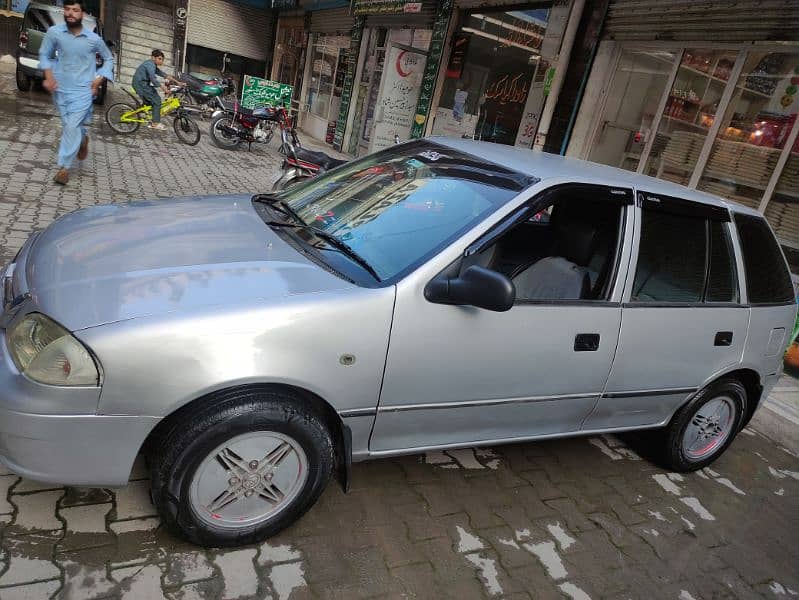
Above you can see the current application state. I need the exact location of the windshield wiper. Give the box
[257,204,381,282]
[307,227,381,282]
[252,194,305,225]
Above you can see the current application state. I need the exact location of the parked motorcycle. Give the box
[209,100,292,150]
[176,73,235,119]
[272,128,349,191]
[272,134,401,191]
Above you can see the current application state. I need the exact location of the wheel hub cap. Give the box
[189,431,308,530]
[682,396,735,460]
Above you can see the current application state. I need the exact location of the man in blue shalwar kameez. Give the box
[39,1,114,185]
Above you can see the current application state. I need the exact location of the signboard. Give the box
[372,46,427,151]
[409,0,452,138]
[445,33,469,79]
[353,0,423,15]
[240,76,293,109]
[332,16,365,151]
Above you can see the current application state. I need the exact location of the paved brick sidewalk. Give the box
[0,70,798,599]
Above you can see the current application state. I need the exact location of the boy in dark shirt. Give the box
[132,49,182,130]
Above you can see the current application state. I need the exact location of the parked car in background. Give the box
[15,2,109,104]
[0,139,795,547]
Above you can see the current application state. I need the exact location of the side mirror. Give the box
[424,266,515,312]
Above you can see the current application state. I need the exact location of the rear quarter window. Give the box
[734,213,794,304]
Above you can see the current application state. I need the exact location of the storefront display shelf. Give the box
[661,115,709,130]
[702,173,799,201]
[648,52,772,99]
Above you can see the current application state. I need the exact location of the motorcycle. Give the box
[176,72,235,119]
[209,100,293,150]
[272,134,401,191]
[272,128,350,191]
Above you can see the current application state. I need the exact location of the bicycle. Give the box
[104,86,201,146]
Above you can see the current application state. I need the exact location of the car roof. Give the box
[27,2,98,20]
[431,137,762,218]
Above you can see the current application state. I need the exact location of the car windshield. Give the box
[274,140,535,282]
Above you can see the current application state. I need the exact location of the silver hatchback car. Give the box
[1,139,795,547]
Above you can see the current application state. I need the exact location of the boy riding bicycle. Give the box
[132,49,183,130]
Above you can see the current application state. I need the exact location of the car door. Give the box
[369,184,635,454]
[585,191,750,430]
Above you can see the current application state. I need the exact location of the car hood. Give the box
[24,194,354,331]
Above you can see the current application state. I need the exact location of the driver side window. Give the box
[460,187,628,303]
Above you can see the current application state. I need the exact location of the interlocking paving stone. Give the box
[9,491,64,532]
[60,504,111,534]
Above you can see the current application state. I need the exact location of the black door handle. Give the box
[575,333,600,352]
[715,331,733,346]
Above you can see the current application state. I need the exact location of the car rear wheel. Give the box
[660,378,746,471]
[149,389,334,547]
[15,65,32,92]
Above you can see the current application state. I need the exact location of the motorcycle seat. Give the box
[293,148,347,170]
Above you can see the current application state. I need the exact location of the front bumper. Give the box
[17,55,43,79]
[0,324,158,488]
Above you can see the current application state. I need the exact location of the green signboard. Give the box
[409,0,452,139]
[332,16,365,152]
[241,75,293,109]
[542,67,556,97]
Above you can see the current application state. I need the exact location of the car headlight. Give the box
[6,313,99,386]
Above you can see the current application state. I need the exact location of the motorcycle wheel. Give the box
[105,102,141,134]
[174,114,201,146]
[210,115,242,150]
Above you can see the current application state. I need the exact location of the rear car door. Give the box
[586,191,749,429]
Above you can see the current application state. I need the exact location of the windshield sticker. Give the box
[419,151,444,161]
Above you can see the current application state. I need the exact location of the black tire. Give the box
[210,114,242,150]
[173,114,201,146]
[660,378,746,472]
[15,64,32,92]
[149,389,334,547]
[105,102,141,134]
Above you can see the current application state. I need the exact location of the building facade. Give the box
[564,0,799,279]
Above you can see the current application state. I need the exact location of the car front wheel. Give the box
[149,389,334,547]
[16,65,32,92]
[661,378,746,471]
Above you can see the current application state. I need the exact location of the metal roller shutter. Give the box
[187,0,274,60]
[364,3,437,28]
[454,0,539,9]
[603,0,799,42]
[309,7,354,34]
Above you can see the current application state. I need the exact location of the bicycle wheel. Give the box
[173,113,201,146]
[105,102,142,134]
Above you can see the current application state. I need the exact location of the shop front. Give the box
[185,0,274,90]
[270,14,307,97]
[297,6,353,142]
[338,0,439,156]
[429,0,573,149]
[567,0,799,276]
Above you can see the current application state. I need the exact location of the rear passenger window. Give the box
[632,211,706,302]
[706,221,738,303]
[632,200,739,304]
[734,214,794,304]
